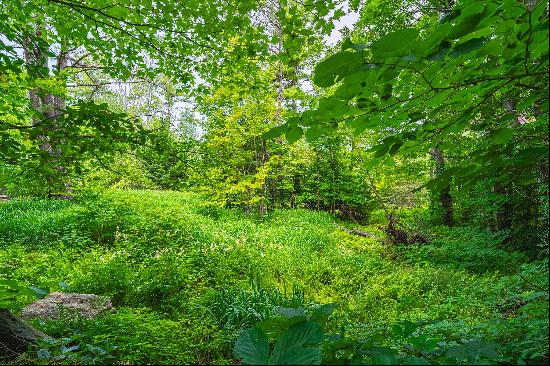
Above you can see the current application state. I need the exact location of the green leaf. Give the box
[234,327,270,365]
[263,125,285,140]
[447,9,484,40]
[371,28,419,57]
[450,37,488,58]
[408,112,424,122]
[285,126,304,144]
[516,147,549,164]
[414,23,452,56]
[110,6,130,18]
[270,345,322,365]
[310,303,337,323]
[313,51,363,87]
[28,286,49,298]
[257,316,308,334]
[275,307,306,319]
[476,38,505,57]
[458,2,485,19]
[356,98,376,110]
[490,128,513,144]
[304,125,322,141]
[427,40,452,60]
[445,340,499,362]
[275,321,324,348]
[372,349,397,365]
[341,38,370,52]
[401,320,418,337]
[270,321,324,364]
[379,67,399,81]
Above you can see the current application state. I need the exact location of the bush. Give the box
[37,307,230,365]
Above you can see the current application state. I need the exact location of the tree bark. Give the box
[430,147,453,225]
[494,97,522,232]
[0,309,47,358]
[22,28,72,198]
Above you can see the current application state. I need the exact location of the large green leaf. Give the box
[370,28,419,57]
[270,345,322,365]
[427,40,452,60]
[270,321,324,364]
[274,321,324,349]
[313,51,363,87]
[304,125,323,141]
[28,286,49,299]
[413,23,452,56]
[370,347,398,365]
[285,126,304,144]
[458,1,485,19]
[449,37,488,58]
[263,125,285,140]
[234,327,270,365]
[490,127,513,144]
[310,303,337,323]
[445,340,499,363]
[446,8,484,40]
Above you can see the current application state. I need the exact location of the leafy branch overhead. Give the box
[267,0,548,187]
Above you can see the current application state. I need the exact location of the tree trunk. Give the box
[0,309,47,358]
[493,97,522,232]
[22,27,72,198]
[430,147,453,225]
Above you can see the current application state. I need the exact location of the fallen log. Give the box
[335,223,388,243]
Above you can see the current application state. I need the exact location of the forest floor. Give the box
[1,190,548,365]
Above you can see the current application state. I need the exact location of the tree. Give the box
[268,0,548,244]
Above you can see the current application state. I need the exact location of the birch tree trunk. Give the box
[22,25,72,198]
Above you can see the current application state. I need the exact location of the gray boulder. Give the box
[20,292,114,320]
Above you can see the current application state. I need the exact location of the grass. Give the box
[1,189,548,364]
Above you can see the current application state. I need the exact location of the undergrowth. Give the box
[1,190,547,364]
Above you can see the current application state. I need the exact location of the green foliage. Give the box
[1,191,547,364]
[237,306,505,365]
[34,336,117,365]
[234,305,333,365]
[1,0,548,363]
[205,282,306,331]
[322,320,502,365]
[261,0,549,252]
[37,307,229,365]
[0,279,48,310]
[398,226,527,273]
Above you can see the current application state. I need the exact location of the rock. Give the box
[0,308,48,358]
[20,292,114,320]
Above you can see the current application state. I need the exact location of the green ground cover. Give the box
[1,190,548,364]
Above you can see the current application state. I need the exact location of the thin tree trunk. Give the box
[493,97,523,232]
[430,147,453,225]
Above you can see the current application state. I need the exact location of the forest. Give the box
[0,0,548,364]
